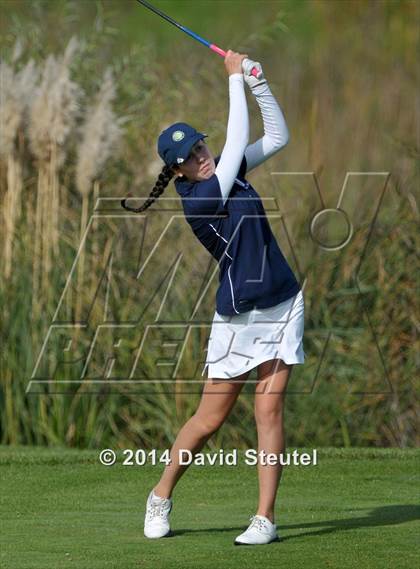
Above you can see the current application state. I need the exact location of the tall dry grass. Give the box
[75,67,123,322]
[28,36,81,307]
[0,54,38,279]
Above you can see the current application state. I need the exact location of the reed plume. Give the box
[75,67,122,322]
[28,36,81,302]
[0,58,38,279]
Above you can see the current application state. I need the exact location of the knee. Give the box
[254,406,284,430]
[192,412,225,436]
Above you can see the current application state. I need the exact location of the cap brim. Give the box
[175,133,208,165]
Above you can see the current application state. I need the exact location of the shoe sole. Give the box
[144,530,173,539]
[234,536,281,546]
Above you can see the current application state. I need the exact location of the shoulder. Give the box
[174,172,220,197]
[175,173,225,216]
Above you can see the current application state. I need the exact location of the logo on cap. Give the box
[172,130,185,142]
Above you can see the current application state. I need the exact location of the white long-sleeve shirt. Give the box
[214,74,249,205]
[215,73,289,206]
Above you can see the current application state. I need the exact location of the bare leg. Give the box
[254,359,292,523]
[154,372,249,499]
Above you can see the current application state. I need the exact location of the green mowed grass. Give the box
[0,447,419,569]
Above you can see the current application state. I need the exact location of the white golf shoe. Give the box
[234,514,280,545]
[144,489,173,538]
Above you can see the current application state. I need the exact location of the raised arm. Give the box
[215,50,249,206]
[242,59,289,174]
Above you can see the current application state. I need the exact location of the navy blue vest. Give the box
[174,155,300,316]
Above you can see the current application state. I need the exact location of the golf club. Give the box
[137,0,261,77]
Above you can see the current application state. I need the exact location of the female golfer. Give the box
[141,50,305,545]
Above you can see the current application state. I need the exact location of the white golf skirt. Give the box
[201,289,305,379]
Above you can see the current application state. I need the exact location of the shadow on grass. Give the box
[169,505,419,540]
[280,505,420,541]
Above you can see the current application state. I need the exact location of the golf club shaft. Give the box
[137,0,260,77]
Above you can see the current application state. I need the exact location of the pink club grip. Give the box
[210,44,261,78]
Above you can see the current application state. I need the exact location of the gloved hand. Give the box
[242,58,266,89]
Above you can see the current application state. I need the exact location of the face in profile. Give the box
[174,140,216,182]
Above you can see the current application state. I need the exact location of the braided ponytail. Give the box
[121,164,175,213]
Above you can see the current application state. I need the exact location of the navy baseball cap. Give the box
[157,122,207,167]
